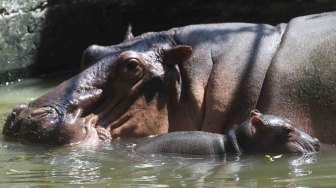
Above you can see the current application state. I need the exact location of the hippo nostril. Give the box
[13,103,28,114]
[31,108,48,117]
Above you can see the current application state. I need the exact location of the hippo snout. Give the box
[300,135,320,153]
[8,103,28,121]
[12,103,28,115]
[312,138,320,152]
[299,131,321,153]
[3,103,28,138]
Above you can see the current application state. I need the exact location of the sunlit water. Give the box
[0,75,336,187]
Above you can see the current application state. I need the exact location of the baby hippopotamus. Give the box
[135,110,321,155]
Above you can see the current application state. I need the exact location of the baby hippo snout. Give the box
[299,131,321,153]
[312,138,321,152]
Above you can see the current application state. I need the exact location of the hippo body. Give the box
[136,131,229,155]
[3,12,336,145]
[136,110,320,155]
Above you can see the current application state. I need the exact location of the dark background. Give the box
[33,0,336,77]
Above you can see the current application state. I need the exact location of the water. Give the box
[0,75,336,187]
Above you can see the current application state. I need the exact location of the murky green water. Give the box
[0,75,336,187]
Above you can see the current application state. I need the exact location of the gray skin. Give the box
[136,110,320,155]
[2,12,336,146]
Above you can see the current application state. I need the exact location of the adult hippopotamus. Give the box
[136,110,320,155]
[3,11,336,145]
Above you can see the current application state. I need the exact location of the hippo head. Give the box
[3,28,192,145]
[235,110,320,153]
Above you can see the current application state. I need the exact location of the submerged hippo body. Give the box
[136,110,320,155]
[3,12,336,145]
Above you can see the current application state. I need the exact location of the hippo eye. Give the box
[284,126,293,136]
[123,59,140,72]
[121,59,143,81]
[126,59,139,71]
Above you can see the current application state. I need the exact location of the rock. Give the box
[0,0,47,82]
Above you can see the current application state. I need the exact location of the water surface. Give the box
[0,76,335,187]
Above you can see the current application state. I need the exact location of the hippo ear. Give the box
[250,109,262,117]
[163,45,192,65]
[123,24,134,42]
[251,116,269,131]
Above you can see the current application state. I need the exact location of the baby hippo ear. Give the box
[250,109,262,117]
[163,45,192,65]
[251,116,269,131]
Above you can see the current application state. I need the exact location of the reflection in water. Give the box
[290,153,318,166]
[42,150,103,184]
[0,77,335,187]
[289,153,318,179]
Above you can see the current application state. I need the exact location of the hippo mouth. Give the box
[2,75,156,145]
[296,137,321,153]
[276,133,321,154]
[3,103,101,146]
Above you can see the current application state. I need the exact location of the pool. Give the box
[0,75,335,187]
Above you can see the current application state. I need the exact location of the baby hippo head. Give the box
[235,109,321,153]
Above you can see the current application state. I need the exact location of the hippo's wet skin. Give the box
[3,11,336,146]
[136,110,320,155]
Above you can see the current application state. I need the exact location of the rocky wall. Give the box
[0,0,47,83]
